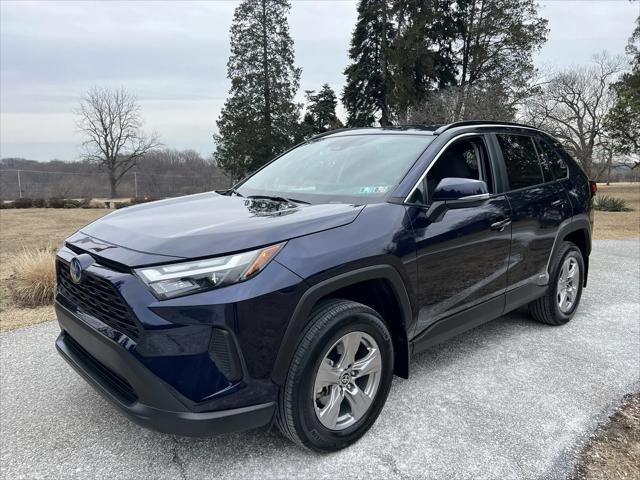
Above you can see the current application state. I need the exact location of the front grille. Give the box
[57,260,140,341]
[64,333,138,405]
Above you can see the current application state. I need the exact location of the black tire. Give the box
[275,299,394,452]
[529,241,584,325]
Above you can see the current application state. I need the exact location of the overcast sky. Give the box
[1,0,638,161]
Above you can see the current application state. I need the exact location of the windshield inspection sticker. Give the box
[359,185,390,194]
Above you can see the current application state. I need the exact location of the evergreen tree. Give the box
[627,15,640,69]
[342,0,546,125]
[453,0,548,120]
[214,0,301,180]
[390,0,459,121]
[606,16,640,159]
[342,0,395,127]
[300,84,343,137]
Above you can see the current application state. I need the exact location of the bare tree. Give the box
[76,87,160,197]
[407,84,518,124]
[520,53,625,179]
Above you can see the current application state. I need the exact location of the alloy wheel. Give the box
[313,331,382,431]
[557,256,579,313]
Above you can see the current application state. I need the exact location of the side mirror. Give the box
[426,178,490,223]
[431,177,489,202]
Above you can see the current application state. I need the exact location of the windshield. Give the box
[237,134,434,204]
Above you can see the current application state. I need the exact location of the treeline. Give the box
[0,149,229,200]
[214,0,548,180]
[214,0,639,182]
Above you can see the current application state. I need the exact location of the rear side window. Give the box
[497,134,543,190]
[536,138,568,180]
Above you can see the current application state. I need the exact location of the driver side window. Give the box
[408,137,493,205]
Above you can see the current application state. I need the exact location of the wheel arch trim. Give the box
[546,215,592,286]
[271,265,413,385]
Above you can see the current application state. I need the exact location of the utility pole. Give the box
[134,171,138,198]
[17,170,22,198]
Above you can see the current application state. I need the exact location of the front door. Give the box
[406,135,512,335]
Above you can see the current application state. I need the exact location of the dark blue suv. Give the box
[55,121,595,451]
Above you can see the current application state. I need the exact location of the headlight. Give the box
[135,243,285,299]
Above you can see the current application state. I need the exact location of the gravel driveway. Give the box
[1,239,639,480]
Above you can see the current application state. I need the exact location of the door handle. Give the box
[490,218,512,232]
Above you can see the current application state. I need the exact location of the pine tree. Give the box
[342,0,395,127]
[453,0,548,120]
[300,84,343,137]
[390,0,459,121]
[606,16,640,159]
[343,0,548,125]
[214,0,301,180]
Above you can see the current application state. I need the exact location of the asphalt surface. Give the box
[1,239,639,480]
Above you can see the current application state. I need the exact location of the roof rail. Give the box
[308,128,353,141]
[433,120,536,135]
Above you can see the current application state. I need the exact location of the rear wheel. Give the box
[275,299,394,452]
[529,241,584,325]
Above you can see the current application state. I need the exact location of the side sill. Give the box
[410,295,505,356]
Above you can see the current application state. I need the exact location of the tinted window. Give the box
[497,134,543,189]
[536,138,568,180]
[537,144,554,182]
[425,138,492,203]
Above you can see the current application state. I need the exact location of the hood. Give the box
[75,192,364,262]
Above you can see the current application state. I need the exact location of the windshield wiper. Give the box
[246,195,310,205]
[226,188,244,197]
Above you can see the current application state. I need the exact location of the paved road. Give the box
[1,240,639,480]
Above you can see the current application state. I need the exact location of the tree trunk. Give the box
[109,173,118,198]
[454,1,476,121]
[261,0,272,160]
[379,0,391,127]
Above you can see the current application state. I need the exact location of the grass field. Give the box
[0,209,108,331]
[594,183,640,239]
[0,183,638,332]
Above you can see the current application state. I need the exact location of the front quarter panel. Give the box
[275,203,417,308]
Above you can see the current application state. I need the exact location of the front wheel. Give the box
[529,241,585,325]
[275,299,394,452]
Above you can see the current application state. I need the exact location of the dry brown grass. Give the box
[593,183,640,240]
[0,208,109,331]
[7,248,57,307]
[88,199,110,209]
[572,392,640,480]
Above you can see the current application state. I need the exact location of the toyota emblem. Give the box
[69,257,83,284]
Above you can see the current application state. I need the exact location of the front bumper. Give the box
[55,303,275,436]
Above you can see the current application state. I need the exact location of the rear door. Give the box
[490,132,572,308]
[406,134,512,335]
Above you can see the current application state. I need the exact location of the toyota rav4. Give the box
[55,121,595,451]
